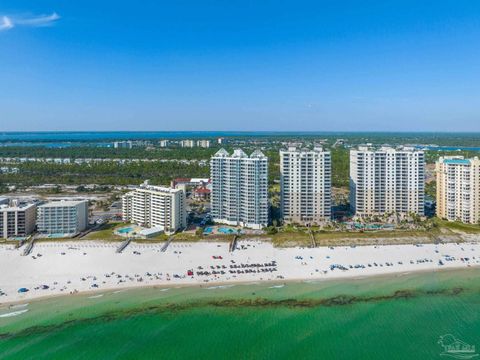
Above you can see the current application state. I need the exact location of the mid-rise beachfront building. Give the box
[210,149,269,229]
[350,145,425,216]
[158,140,169,148]
[180,140,195,148]
[0,200,36,239]
[280,145,332,225]
[436,156,480,224]
[122,181,186,233]
[196,140,211,148]
[37,200,89,235]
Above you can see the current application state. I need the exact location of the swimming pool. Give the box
[117,227,134,234]
[203,227,214,234]
[218,227,237,234]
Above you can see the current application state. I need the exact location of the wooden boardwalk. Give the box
[229,234,239,252]
[22,237,36,256]
[308,229,316,248]
[116,238,132,253]
[161,236,174,252]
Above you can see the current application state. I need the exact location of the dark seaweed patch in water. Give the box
[0,286,466,341]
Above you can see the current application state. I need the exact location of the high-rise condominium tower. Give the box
[350,145,425,216]
[436,156,480,224]
[280,145,331,225]
[210,149,268,229]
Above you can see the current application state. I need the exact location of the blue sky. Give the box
[1,1,480,131]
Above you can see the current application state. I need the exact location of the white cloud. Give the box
[0,12,60,32]
[0,16,14,31]
[16,12,60,27]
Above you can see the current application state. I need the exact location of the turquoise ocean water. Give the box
[1,269,479,360]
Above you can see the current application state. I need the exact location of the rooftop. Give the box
[213,148,267,159]
[194,187,211,194]
[443,159,471,165]
[282,144,328,153]
[0,202,36,211]
[440,156,479,165]
[135,183,182,194]
[39,200,88,208]
[173,178,210,184]
[355,145,422,153]
[138,226,164,236]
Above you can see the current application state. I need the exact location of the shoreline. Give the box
[2,265,480,308]
[1,239,480,307]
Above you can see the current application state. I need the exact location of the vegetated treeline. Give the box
[1,145,477,190]
[425,182,436,199]
[2,131,480,160]
[0,162,209,187]
[331,149,349,187]
[0,146,219,160]
[189,132,480,146]
[0,147,351,189]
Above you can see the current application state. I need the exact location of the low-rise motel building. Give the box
[122,181,187,234]
[436,156,480,224]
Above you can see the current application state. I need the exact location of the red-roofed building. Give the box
[193,186,211,201]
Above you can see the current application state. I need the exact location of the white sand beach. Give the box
[1,239,480,304]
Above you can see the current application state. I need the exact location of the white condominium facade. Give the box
[210,149,268,229]
[196,140,211,148]
[180,140,195,148]
[0,201,36,239]
[280,145,331,224]
[436,156,480,224]
[122,182,186,233]
[37,200,89,235]
[113,141,133,149]
[350,146,425,216]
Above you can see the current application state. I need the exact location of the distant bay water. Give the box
[0,131,480,151]
[0,131,272,142]
[1,269,479,360]
[417,145,480,151]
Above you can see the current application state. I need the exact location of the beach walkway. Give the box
[22,237,36,256]
[229,234,239,252]
[161,236,174,252]
[116,238,132,253]
[309,229,316,248]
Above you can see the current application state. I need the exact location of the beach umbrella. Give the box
[17,288,29,293]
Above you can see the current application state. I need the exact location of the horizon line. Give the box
[2,130,480,134]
